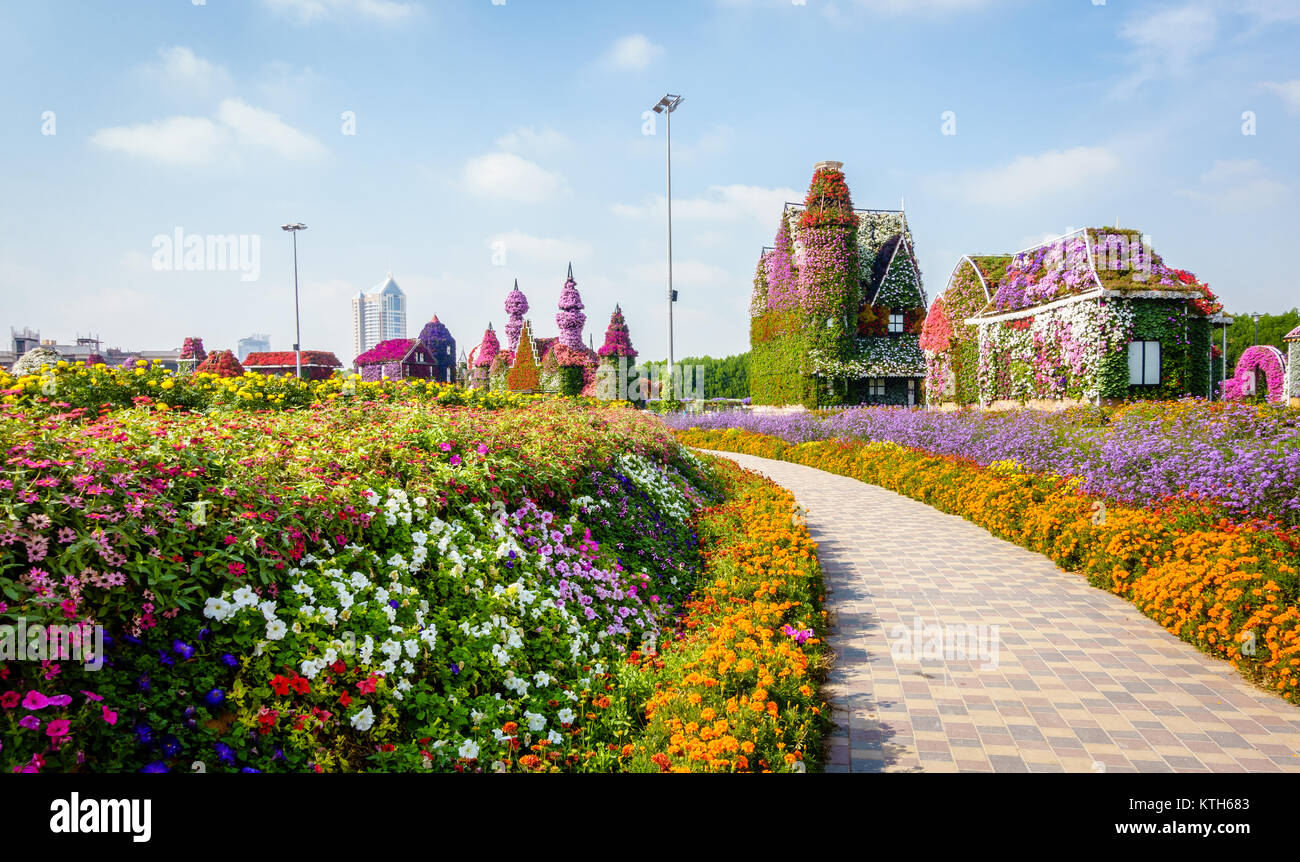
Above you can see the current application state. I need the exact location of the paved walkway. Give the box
[701,450,1300,773]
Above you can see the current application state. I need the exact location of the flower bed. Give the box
[611,457,827,772]
[675,428,1300,705]
[667,400,1300,525]
[0,394,830,773]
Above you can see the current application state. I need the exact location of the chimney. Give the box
[813,160,843,172]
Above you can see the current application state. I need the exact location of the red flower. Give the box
[338,691,352,707]
[356,676,378,695]
[270,675,292,696]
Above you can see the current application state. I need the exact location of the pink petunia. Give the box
[21,690,50,710]
[101,705,117,725]
[80,690,104,702]
[46,694,73,707]
[449,455,461,466]
[46,719,70,739]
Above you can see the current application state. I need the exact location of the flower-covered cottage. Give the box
[1288,325,1300,407]
[469,266,628,397]
[922,228,1231,408]
[352,315,457,382]
[243,350,343,381]
[750,161,927,408]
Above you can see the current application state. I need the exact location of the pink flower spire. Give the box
[474,323,499,368]
[504,279,529,352]
[597,304,637,359]
[556,263,586,349]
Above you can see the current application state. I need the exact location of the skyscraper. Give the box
[351,272,407,360]
[236,333,271,362]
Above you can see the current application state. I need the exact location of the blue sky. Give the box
[1,0,1297,363]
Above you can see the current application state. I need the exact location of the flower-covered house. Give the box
[1287,325,1300,407]
[750,161,927,408]
[922,228,1230,407]
[353,315,457,382]
[243,350,342,381]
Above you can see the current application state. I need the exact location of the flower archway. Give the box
[1222,345,1287,403]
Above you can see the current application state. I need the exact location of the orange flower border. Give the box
[618,457,830,772]
[676,428,1300,707]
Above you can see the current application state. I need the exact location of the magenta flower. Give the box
[46,719,70,739]
[449,455,462,466]
[18,715,41,731]
[101,705,118,725]
[21,690,51,710]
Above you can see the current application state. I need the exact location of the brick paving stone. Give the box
[699,450,1300,774]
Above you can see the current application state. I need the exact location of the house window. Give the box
[867,378,886,399]
[1128,340,1161,385]
[888,313,905,334]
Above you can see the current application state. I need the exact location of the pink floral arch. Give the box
[1222,345,1287,403]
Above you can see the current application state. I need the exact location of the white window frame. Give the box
[1128,340,1161,386]
[867,378,887,399]
[888,313,905,334]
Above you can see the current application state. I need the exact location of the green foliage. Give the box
[1224,308,1299,369]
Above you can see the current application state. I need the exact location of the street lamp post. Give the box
[281,223,307,379]
[651,93,683,382]
[1252,312,1261,346]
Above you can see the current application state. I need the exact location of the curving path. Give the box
[700,450,1300,773]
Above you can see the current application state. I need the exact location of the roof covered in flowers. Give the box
[244,350,342,368]
[355,338,429,366]
[1285,325,1300,343]
[953,227,1222,319]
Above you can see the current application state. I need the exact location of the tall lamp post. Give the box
[1252,312,1261,346]
[281,223,307,379]
[650,93,683,380]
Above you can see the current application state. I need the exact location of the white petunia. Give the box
[458,739,479,760]
[350,706,375,731]
[265,619,288,641]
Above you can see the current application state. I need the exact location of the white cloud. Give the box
[945,146,1121,206]
[90,98,325,166]
[606,34,663,70]
[462,153,567,203]
[90,116,230,166]
[493,127,572,158]
[144,46,233,95]
[216,99,327,159]
[1180,159,1289,211]
[263,0,418,24]
[1114,3,1218,94]
[485,231,592,270]
[1260,80,1300,113]
[613,184,800,226]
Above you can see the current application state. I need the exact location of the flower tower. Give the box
[195,349,245,377]
[596,304,638,401]
[507,320,541,392]
[178,336,207,374]
[504,280,529,353]
[470,323,499,389]
[556,263,586,349]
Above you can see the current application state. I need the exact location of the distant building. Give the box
[0,327,181,371]
[351,272,407,359]
[237,333,271,362]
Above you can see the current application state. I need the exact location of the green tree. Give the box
[1224,308,1299,369]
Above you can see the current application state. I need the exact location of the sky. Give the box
[1,0,1297,364]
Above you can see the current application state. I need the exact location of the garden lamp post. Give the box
[650,93,683,379]
[1252,312,1261,347]
[281,223,307,379]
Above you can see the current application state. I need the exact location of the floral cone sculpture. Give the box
[556,263,586,349]
[507,320,541,392]
[474,323,499,368]
[597,304,637,359]
[504,280,529,353]
[195,349,245,377]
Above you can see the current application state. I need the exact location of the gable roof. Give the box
[1285,325,1300,343]
[951,227,1221,321]
[355,338,433,366]
[862,232,926,308]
